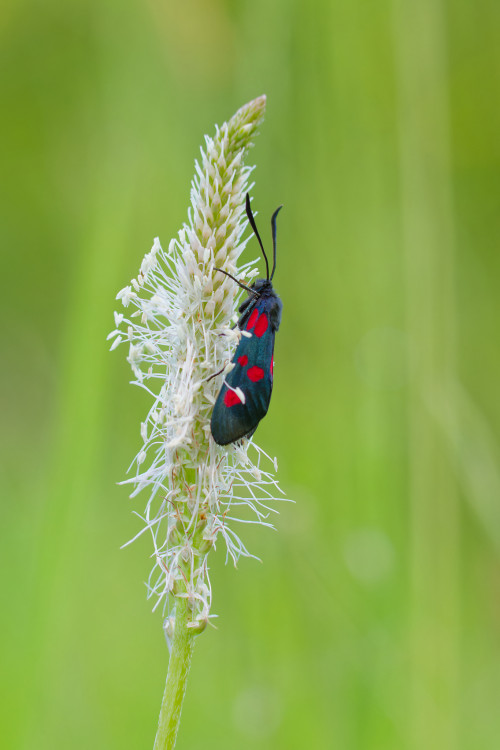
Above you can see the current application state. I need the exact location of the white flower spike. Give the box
[111,96,285,635]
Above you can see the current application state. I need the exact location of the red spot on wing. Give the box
[246,308,259,330]
[254,313,268,337]
[247,366,264,382]
[270,356,274,376]
[238,355,248,367]
[224,390,243,407]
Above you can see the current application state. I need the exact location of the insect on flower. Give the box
[211,193,283,445]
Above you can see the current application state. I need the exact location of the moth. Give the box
[210,194,283,445]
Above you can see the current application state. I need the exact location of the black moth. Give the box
[210,193,283,446]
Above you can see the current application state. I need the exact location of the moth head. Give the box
[249,278,271,295]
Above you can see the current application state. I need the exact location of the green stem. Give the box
[394,0,459,746]
[153,599,196,750]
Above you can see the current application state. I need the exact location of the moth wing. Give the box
[210,299,276,445]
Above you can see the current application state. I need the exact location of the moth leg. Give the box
[206,365,227,383]
[206,360,235,383]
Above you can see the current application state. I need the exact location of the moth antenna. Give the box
[214,267,259,296]
[270,204,283,281]
[245,193,270,280]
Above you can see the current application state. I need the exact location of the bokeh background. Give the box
[2,0,500,748]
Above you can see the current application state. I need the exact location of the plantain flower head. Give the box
[108,96,285,634]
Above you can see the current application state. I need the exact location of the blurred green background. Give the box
[1,0,500,748]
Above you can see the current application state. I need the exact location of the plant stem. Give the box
[153,599,196,750]
[394,0,460,746]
